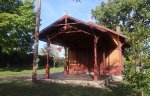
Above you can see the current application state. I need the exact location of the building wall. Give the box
[108,48,123,76]
[106,34,123,76]
[67,34,123,76]
[68,47,93,75]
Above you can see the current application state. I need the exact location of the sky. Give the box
[38,0,104,56]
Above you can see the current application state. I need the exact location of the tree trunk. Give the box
[32,0,41,84]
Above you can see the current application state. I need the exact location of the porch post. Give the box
[64,47,69,75]
[102,47,106,76]
[67,47,69,75]
[46,37,50,79]
[93,35,99,80]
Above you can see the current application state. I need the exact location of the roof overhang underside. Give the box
[39,15,127,48]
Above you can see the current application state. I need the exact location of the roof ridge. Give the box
[40,15,127,39]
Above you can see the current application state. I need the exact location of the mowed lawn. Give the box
[0,78,147,96]
[0,67,147,96]
[0,79,116,96]
[0,66,114,96]
[0,66,64,76]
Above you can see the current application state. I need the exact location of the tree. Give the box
[32,0,41,83]
[40,44,63,67]
[0,0,35,54]
[92,0,150,95]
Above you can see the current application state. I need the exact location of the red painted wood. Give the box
[67,46,93,75]
[46,63,49,78]
[64,47,69,75]
[40,16,127,81]
[64,55,67,75]
[69,65,86,74]
[46,38,50,79]
[102,48,106,76]
[64,66,67,76]
[67,48,69,75]
[93,35,99,80]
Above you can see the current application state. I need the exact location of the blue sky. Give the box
[40,0,101,30]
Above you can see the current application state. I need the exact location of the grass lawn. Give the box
[0,67,149,96]
[0,79,115,96]
[0,66,64,76]
[0,66,128,96]
[0,79,149,96]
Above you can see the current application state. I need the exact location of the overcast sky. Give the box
[37,0,106,56]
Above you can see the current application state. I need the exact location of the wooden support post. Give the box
[46,38,50,79]
[102,47,106,76]
[93,35,99,81]
[67,48,69,75]
[64,47,69,75]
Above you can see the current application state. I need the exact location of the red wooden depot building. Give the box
[39,15,127,81]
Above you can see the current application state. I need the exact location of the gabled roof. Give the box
[39,15,127,41]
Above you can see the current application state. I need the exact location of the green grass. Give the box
[1,78,149,96]
[0,67,64,76]
[0,67,149,96]
[0,79,114,96]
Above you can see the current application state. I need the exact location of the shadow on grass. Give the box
[105,81,136,96]
[0,80,114,96]
[107,82,150,96]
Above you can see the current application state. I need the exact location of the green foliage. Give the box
[124,61,150,95]
[0,0,35,54]
[55,58,65,67]
[92,0,150,95]
[92,0,150,30]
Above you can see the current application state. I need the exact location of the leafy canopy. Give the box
[0,0,35,54]
[92,0,150,95]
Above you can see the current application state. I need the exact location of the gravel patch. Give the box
[44,79,106,88]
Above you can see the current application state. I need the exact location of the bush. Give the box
[0,53,54,68]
